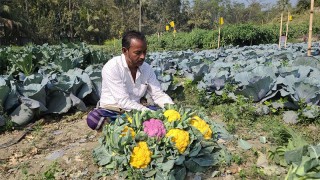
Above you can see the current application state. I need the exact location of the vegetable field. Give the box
[0,42,320,179]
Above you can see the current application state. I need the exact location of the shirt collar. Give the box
[121,53,143,72]
[121,54,129,69]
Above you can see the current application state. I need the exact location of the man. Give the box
[87,30,174,130]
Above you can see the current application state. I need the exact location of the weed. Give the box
[0,115,14,133]
[263,97,288,114]
[226,122,236,134]
[211,95,257,125]
[19,162,30,179]
[271,128,292,145]
[280,59,289,67]
[42,161,61,180]
[239,169,246,179]
[65,111,86,122]
[297,101,320,123]
[232,154,243,165]
[33,122,43,135]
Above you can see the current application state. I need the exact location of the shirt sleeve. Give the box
[102,64,149,111]
[146,67,174,108]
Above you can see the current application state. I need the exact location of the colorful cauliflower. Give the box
[121,126,136,138]
[143,119,166,138]
[166,129,189,153]
[164,109,181,122]
[129,142,152,168]
[190,116,212,140]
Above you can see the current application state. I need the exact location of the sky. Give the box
[234,0,299,7]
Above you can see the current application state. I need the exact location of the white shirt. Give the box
[100,54,174,111]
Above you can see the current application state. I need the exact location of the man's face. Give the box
[122,38,147,69]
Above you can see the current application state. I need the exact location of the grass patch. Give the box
[42,161,61,180]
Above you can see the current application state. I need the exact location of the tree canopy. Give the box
[0,0,317,45]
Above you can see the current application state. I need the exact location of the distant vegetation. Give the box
[0,0,319,46]
[105,14,320,52]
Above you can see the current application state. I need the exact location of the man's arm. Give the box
[146,67,174,108]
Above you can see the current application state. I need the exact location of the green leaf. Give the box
[200,141,216,148]
[303,158,319,175]
[46,91,72,114]
[198,145,216,156]
[308,145,320,159]
[92,145,112,166]
[174,156,185,165]
[155,171,168,180]
[145,170,157,178]
[184,159,208,173]
[238,139,252,150]
[189,142,202,157]
[296,156,309,176]
[10,103,34,125]
[284,146,307,165]
[192,155,214,166]
[135,131,147,141]
[173,166,186,180]
[162,160,175,172]
[0,78,10,109]
[105,161,116,169]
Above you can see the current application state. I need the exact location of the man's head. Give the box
[122,30,147,69]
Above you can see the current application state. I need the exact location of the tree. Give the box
[296,0,320,13]
[188,0,223,29]
[0,2,23,44]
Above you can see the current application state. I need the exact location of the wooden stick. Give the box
[278,12,283,48]
[307,0,314,56]
[218,26,221,48]
[139,0,141,31]
[285,11,290,48]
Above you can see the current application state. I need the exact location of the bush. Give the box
[104,21,320,52]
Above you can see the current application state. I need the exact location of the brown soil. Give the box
[0,113,104,180]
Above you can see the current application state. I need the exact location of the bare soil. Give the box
[0,112,102,180]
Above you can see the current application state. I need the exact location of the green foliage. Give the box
[194,83,237,110]
[263,98,288,114]
[42,161,61,180]
[295,0,320,13]
[0,47,11,75]
[1,43,111,75]
[284,144,320,179]
[103,38,122,55]
[221,24,277,46]
[268,128,308,166]
[232,154,243,165]
[225,96,257,123]
[145,23,295,51]
[297,101,320,124]
[1,0,320,45]
[0,115,14,133]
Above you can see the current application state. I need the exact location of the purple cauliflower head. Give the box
[143,119,166,138]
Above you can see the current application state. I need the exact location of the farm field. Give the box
[0,104,318,179]
[0,42,320,179]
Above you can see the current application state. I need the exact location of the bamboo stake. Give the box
[285,11,290,48]
[307,0,314,57]
[218,26,221,48]
[278,12,284,48]
[139,0,141,31]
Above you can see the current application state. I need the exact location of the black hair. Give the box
[122,30,146,49]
